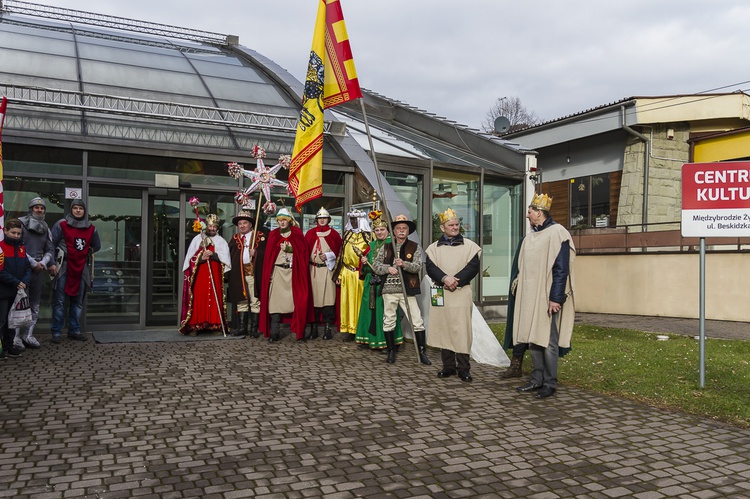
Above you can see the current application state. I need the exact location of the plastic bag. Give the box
[8,289,33,329]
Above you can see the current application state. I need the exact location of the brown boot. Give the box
[500,355,523,378]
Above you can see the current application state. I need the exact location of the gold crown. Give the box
[368,210,387,228]
[371,217,388,229]
[206,214,220,226]
[438,208,458,224]
[530,193,552,211]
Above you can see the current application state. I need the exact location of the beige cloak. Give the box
[512,224,576,349]
[425,239,482,354]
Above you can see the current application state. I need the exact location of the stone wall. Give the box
[618,123,690,229]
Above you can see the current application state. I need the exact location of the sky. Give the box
[30,0,750,131]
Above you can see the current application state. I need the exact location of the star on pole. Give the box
[228,145,292,214]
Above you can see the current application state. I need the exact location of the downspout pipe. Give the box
[621,105,649,231]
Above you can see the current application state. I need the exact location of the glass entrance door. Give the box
[87,186,143,327]
[147,195,182,326]
[86,187,236,329]
[147,191,235,327]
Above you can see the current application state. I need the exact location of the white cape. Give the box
[405,276,509,368]
[183,233,232,271]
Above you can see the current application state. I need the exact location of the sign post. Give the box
[681,161,750,388]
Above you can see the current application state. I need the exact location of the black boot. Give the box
[384,330,396,364]
[249,313,260,338]
[415,330,432,365]
[309,323,319,340]
[269,314,281,343]
[322,323,333,340]
[233,312,248,337]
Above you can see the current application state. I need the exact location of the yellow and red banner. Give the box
[289,0,362,211]
[0,96,7,242]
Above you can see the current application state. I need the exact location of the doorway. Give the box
[87,185,144,328]
[87,185,238,330]
[87,186,184,329]
[147,194,182,326]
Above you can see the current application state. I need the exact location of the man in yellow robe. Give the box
[332,209,371,340]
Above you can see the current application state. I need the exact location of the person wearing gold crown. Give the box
[372,213,430,365]
[354,210,402,351]
[511,193,576,399]
[226,208,267,338]
[332,208,372,340]
[179,213,232,335]
[304,207,342,340]
[425,208,482,382]
[258,207,313,343]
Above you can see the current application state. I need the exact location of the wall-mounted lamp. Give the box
[528,167,541,184]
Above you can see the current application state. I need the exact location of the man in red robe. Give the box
[259,208,313,343]
[179,214,232,336]
[304,207,341,339]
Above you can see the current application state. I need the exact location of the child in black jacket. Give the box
[0,219,32,358]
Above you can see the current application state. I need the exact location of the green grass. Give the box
[490,323,750,428]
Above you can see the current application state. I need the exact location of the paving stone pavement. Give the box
[2,331,750,499]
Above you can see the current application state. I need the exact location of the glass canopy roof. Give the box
[0,14,297,116]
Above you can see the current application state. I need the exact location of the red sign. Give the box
[682,162,750,210]
[682,162,750,237]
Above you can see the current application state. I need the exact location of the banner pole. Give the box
[358,98,421,364]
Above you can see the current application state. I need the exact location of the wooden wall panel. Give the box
[541,180,570,227]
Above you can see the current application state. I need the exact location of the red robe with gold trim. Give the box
[179,235,231,334]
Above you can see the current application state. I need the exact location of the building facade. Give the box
[505,94,750,234]
[0,2,534,330]
[503,94,750,321]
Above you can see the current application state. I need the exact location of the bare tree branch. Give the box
[481,96,541,134]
